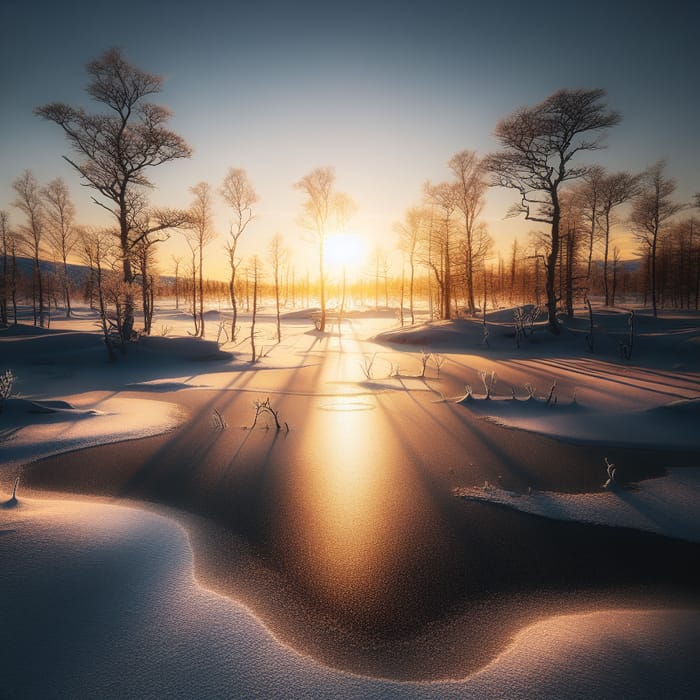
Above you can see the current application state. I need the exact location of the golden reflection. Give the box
[287,395,410,612]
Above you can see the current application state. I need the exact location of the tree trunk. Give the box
[318,237,326,331]
[120,204,136,342]
[546,202,561,333]
[250,264,258,361]
[274,266,281,342]
[198,240,205,337]
[409,256,415,325]
[602,210,612,306]
[651,232,658,317]
[565,229,574,317]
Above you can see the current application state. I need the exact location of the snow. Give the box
[1,394,186,468]
[457,467,700,543]
[1,303,699,697]
[457,395,700,449]
[2,495,698,699]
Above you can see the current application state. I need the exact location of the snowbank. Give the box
[0,394,186,468]
[1,496,698,699]
[458,396,700,450]
[456,467,700,543]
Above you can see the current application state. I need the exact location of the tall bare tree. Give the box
[485,88,621,333]
[269,233,287,342]
[0,210,17,326]
[597,170,640,306]
[294,167,353,331]
[80,226,122,360]
[12,171,46,326]
[36,48,192,340]
[185,182,217,337]
[423,180,458,319]
[448,150,490,314]
[574,165,604,285]
[171,255,183,311]
[249,255,261,362]
[220,168,258,340]
[558,191,584,316]
[42,178,77,317]
[131,235,159,335]
[394,206,428,325]
[629,161,684,317]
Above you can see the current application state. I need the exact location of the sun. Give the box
[324,233,366,274]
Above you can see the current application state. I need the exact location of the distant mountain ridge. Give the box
[6,257,176,286]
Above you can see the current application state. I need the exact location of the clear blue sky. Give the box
[1,0,697,273]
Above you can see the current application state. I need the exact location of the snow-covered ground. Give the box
[1,302,699,697]
[2,495,698,699]
[0,394,185,468]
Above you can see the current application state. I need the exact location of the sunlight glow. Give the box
[324,233,366,275]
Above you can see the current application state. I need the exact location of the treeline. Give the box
[2,49,699,352]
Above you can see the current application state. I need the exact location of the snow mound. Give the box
[132,335,233,362]
[0,394,186,467]
[456,468,700,543]
[374,319,486,347]
[458,396,700,450]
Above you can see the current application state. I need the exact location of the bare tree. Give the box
[131,235,159,335]
[293,167,354,331]
[394,206,428,325]
[371,247,391,309]
[249,255,261,361]
[629,161,685,317]
[269,233,287,342]
[220,168,258,340]
[36,48,192,340]
[574,165,604,285]
[183,230,199,336]
[558,191,584,316]
[80,226,121,361]
[125,190,186,334]
[42,178,77,317]
[171,255,182,310]
[449,150,490,314]
[0,210,18,326]
[12,170,46,326]
[598,170,641,306]
[485,88,621,333]
[185,182,217,337]
[423,180,458,319]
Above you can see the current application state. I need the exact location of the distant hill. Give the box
[10,257,90,286]
[591,258,642,273]
[7,257,178,286]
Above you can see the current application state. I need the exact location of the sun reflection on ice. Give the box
[285,395,409,614]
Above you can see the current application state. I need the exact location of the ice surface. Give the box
[2,496,698,699]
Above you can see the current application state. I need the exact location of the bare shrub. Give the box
[603,457,617,488]
[249,397,288,432]
[479,370,497,398]
[0,369,15,412]
[420,350,431,378]
[432,353,445,377]
[545,382,558,406]
[360,353,376,379]
[619,310,635,361]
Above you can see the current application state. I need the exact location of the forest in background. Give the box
[2,49,699,348]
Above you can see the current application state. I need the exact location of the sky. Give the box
[1,0,698,278]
